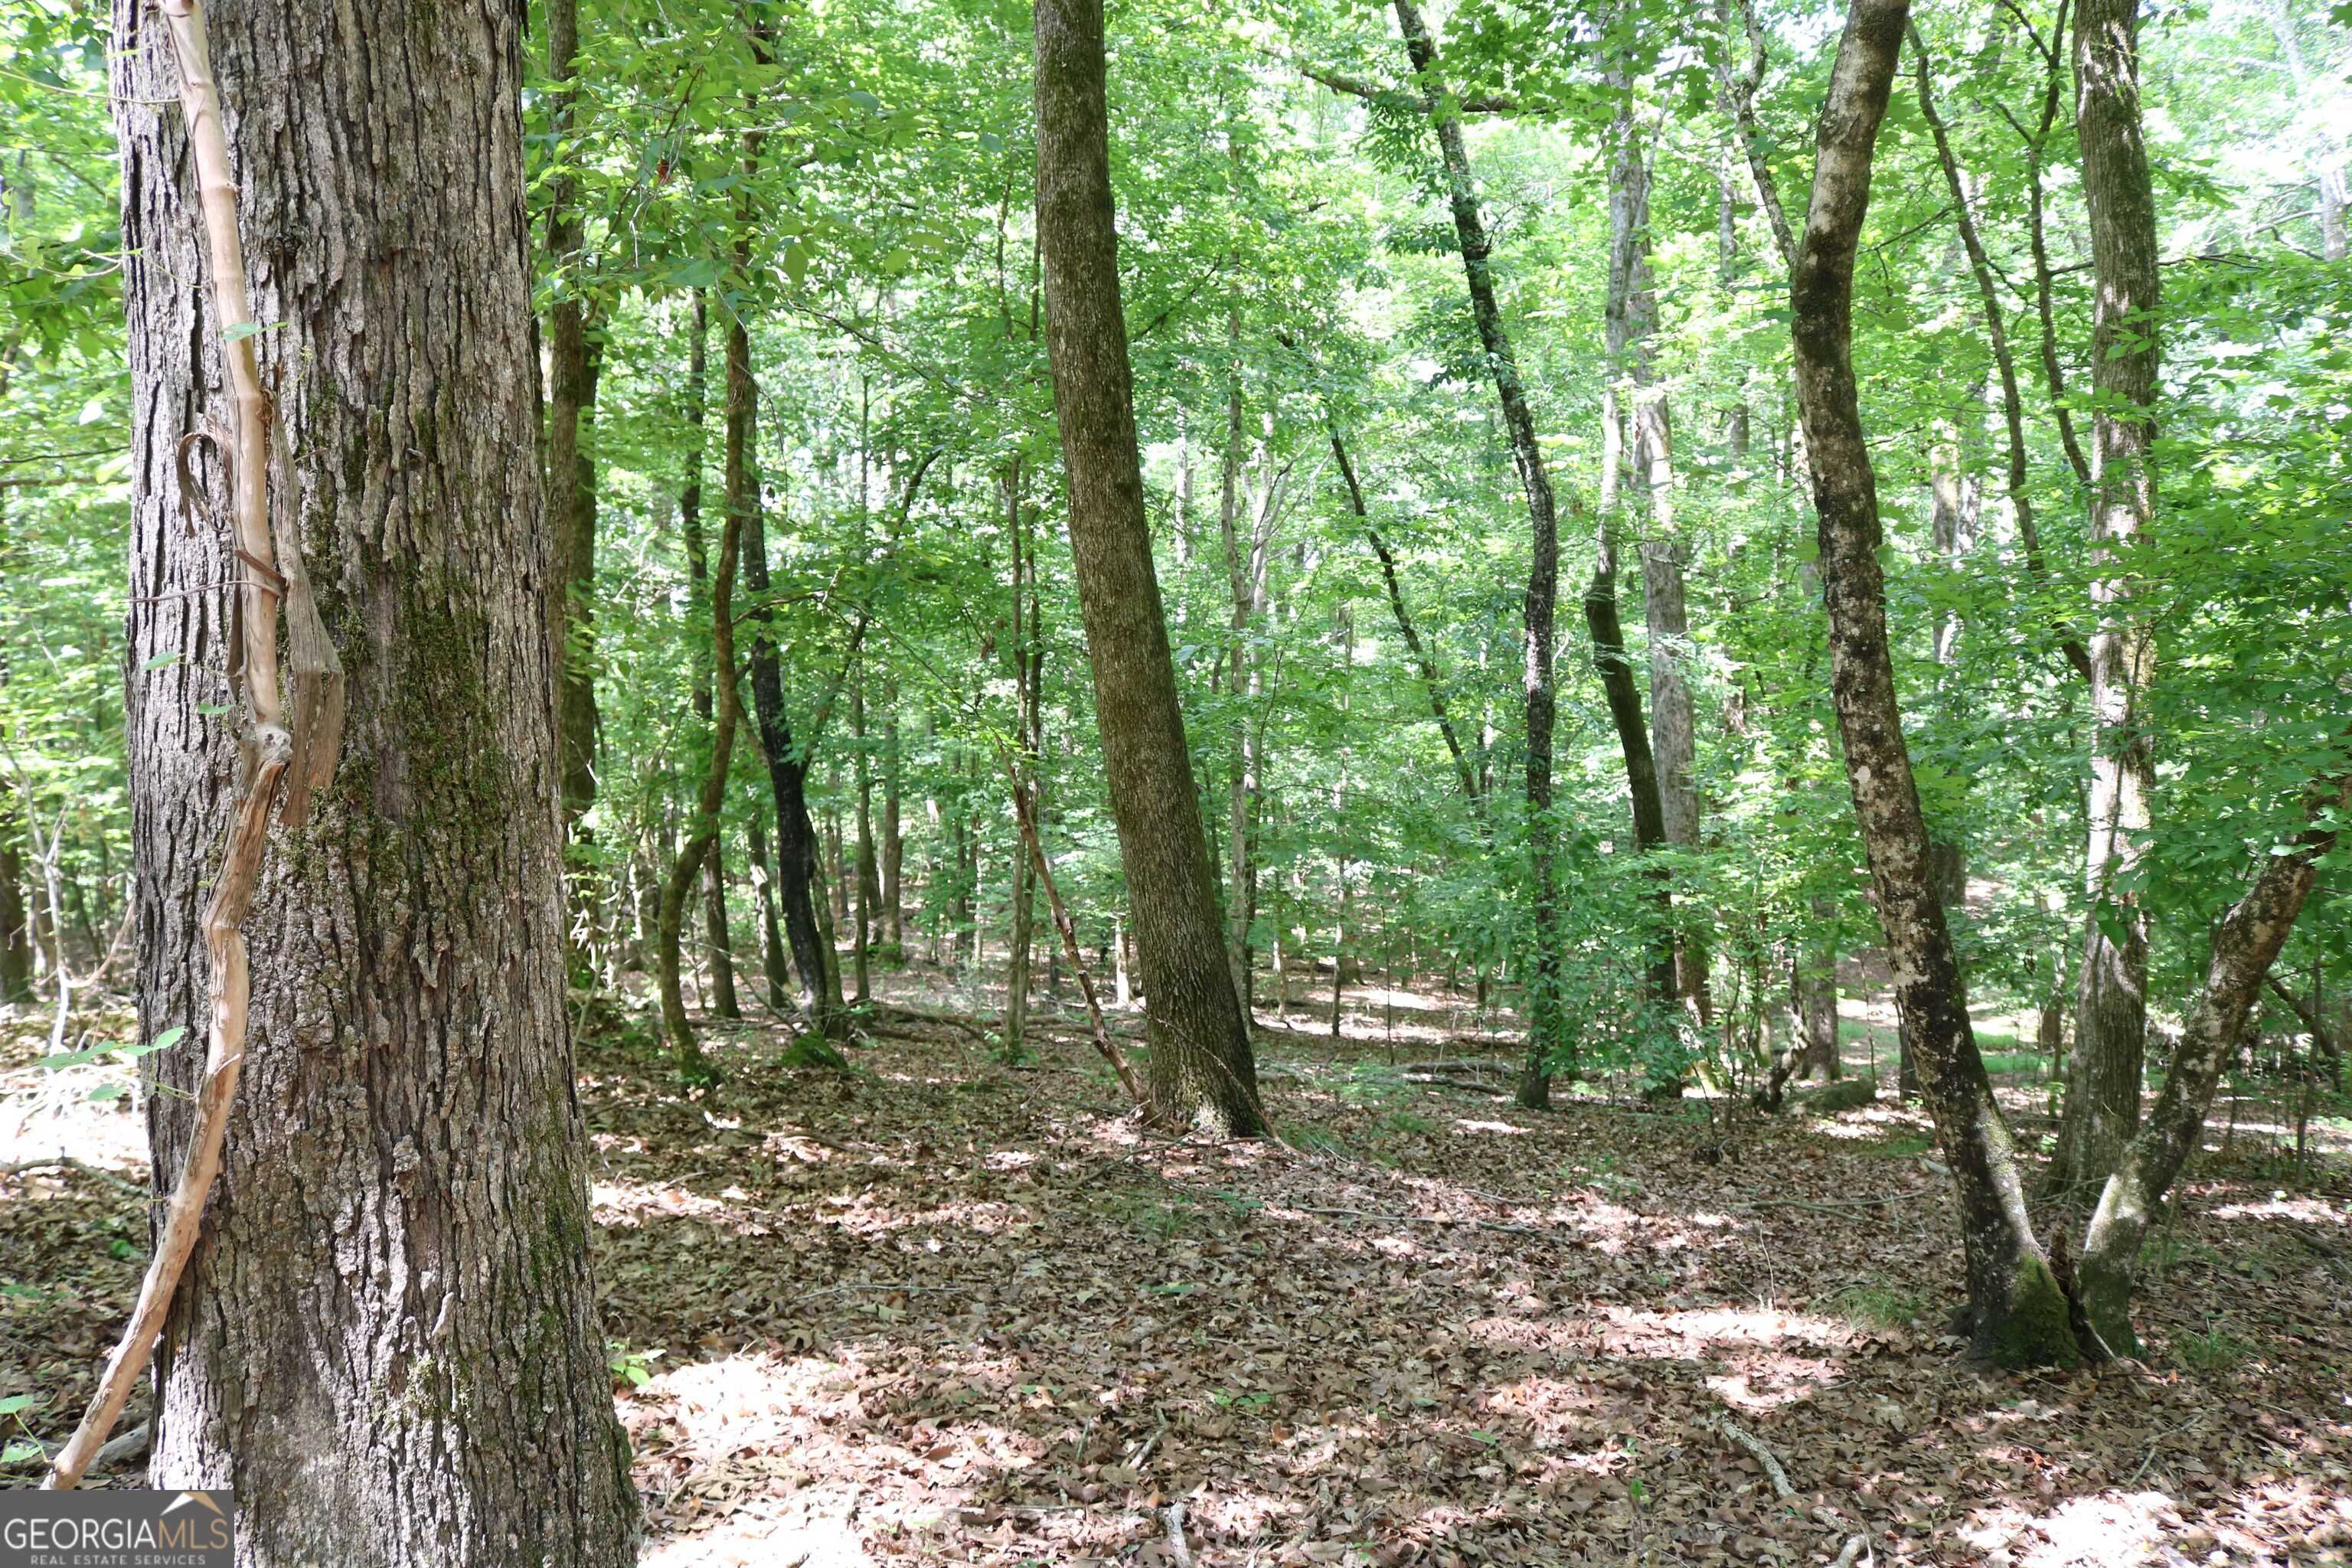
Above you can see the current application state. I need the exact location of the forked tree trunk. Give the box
[113,0,637,1551]
[2047,0,2163,1199]
[1791,0,2079,1367]
[675,299,740,1023]
[1034,0,1264,1135]
[1388,0,1570,1106]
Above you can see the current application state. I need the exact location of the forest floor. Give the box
[5,972,2352,1567]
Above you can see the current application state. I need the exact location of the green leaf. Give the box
[143,651,180,671]
[0,1394,38,1417]
[221,319,284,341]
[87,1083,127,1104]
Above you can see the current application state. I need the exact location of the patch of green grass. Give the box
[1564,1156,1643,1199]
[1827,1282,1925,1328]
[1102,1195,1200,1240]
[1376,1109,1437,1138]
[1980,1050,2053,1080]
[1338,1063,1407,1106]
[2175,1319,2256,1372]
[1867,1134,1936,1159]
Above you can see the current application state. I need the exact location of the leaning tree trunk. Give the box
[2075,776,2350,1352]
[1791,0,2080,1367]
[1034,0,1264,1136]
[112,0,638,1554]
[1390,0,1570,1107]
[724,28,848,1044]
[2047,0,2163,1200]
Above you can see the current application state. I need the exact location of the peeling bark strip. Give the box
[1034,0,1264,1136]
[1791,0,2079,1366]
[104,0,637,1553]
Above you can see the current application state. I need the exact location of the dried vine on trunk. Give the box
[48,0,344,1489]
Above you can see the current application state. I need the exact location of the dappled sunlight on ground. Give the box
[8,979,2352,1559]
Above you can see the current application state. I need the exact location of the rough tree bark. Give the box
[1034,0,1264,1135]
[1389,0,1571,1107]
[1791,0,2079,1366]
[2047,0,2163,1199]
[110,0,638,1550]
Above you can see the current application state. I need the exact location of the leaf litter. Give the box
[5,1001,2351,1563]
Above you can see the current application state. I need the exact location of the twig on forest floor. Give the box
[0,1158,144,1197]
[1282,1204,1565,1243]
[1730,1192,1915,1215]
[1714,1415,1797,1499]
[1828,1534,1869,1568]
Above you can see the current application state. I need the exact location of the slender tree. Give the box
[2047,0,2164,1197]
[547,0,602,835]
[1791,0,2079,1364]
[1034,0,1265,1134]
[1387,0,1572,1106]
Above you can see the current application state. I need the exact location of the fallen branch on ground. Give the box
[1715,1415,1796,1499]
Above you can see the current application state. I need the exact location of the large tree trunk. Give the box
[1388,0,1570,1107]
[1033,0,1264,1135]
[113,0,637,1553]
[2075,776,2350,1351]
[1791,0,2079,1367]
[2047,0,2162,1199]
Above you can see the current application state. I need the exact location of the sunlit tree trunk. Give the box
[114,0,638,1549]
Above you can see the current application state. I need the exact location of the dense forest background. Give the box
[2,0,2350,1559]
